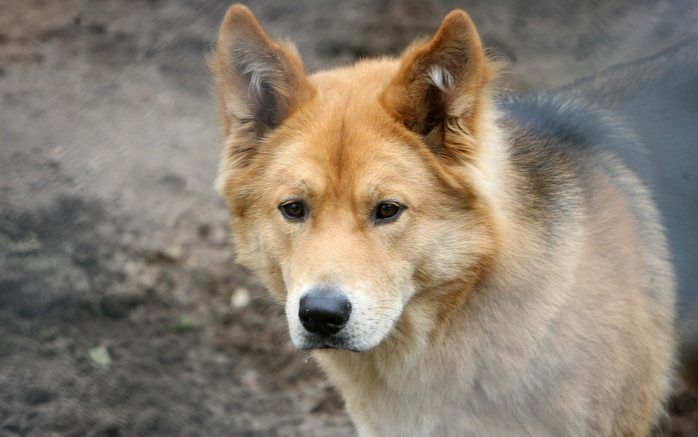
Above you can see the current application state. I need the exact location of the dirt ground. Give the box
[1,0,697,436]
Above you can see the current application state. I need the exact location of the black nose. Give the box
[299,287,351,336]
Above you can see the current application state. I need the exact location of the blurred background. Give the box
[1,0,697,435]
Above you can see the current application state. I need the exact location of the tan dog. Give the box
[210,5,678,436]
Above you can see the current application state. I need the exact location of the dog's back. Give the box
[562,38,698,389]
[488,86,677,435]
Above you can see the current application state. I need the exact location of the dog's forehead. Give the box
[267,126,422,197]
[277,114,424,182]
[258,59,438,197]
[268,104,419,181]
[309,59,400,100]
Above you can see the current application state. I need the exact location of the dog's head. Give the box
[211,5,499,352]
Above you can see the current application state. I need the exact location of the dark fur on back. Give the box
[500,37,698,389]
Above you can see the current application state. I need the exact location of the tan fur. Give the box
[210,5,675,436]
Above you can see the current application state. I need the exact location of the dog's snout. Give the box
[299,287,351,336]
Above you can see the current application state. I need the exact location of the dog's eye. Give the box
[279,200,306,221]
[373,201,404,224]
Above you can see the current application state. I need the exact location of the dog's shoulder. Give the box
[496,93,640,227]
[499,90,673,300]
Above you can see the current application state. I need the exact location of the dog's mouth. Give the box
[297,335,365,353]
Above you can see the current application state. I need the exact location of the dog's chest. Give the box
[321,316,591,437]
[344,372,577,437]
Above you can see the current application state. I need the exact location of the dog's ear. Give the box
[381,10,492,163]
[210,4,313,164]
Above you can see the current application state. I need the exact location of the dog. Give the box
[210,4,697,436]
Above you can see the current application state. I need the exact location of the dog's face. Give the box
[211,5,496,352]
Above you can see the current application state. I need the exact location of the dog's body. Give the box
[210,5,697,436]
[315,80,676,437]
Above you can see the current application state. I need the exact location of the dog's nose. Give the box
[299,288,351,336]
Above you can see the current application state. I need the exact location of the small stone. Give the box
[230,287,251,309]
[241,369,260,392]
[157,243,183,262]
[88,345,111,369]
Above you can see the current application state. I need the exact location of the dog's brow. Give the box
[366,185,383,200]
[364,183,406,204]
[281,178,313,197]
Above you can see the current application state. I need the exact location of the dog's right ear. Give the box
[210,5,313,167]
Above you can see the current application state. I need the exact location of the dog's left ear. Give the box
[381,10,492,162]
